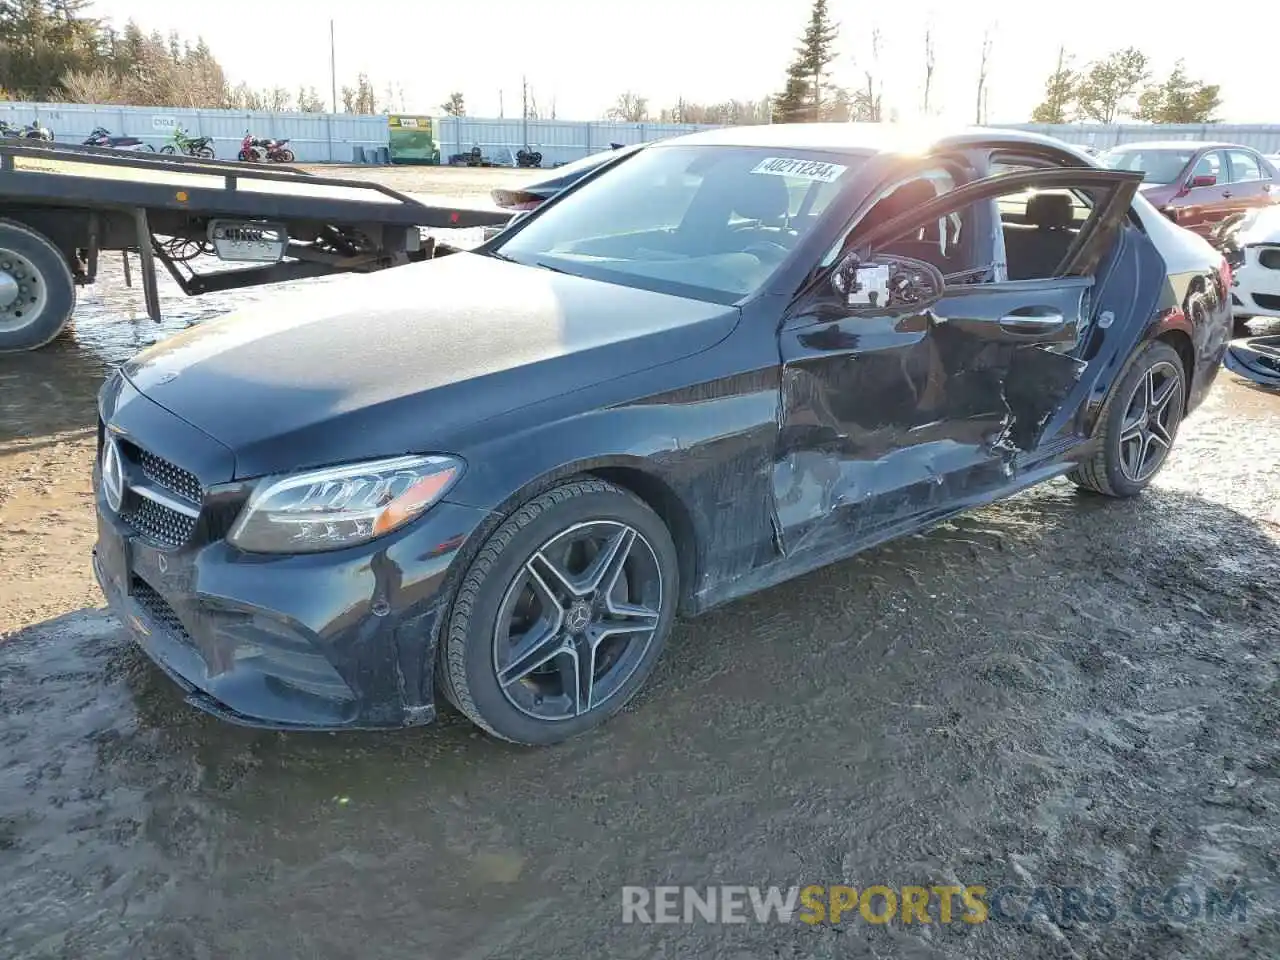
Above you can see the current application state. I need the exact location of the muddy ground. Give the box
[1,166,1279,959]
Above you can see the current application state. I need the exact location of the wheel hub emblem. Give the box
[101,437,124,513]
[566,601,592,633]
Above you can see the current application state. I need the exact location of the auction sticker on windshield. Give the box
[751,157,848,182]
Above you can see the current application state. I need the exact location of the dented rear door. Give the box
[772,166,1147,559]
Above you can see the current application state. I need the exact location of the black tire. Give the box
[159,144,176,155]
[1070,340,1187,498]
[196,145,215,159]
[0,219,76,353]
[439,479,679,745]
[277,149,295,163]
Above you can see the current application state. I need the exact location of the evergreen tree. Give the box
[773,0,840,123]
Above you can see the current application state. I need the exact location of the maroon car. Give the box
[1099,141,1280,238]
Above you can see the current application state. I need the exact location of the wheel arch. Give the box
[460,454,704,616]
[1154,327,1195,411]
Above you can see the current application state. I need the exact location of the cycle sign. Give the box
[151,116,179,131]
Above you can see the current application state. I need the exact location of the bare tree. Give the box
[923,27,935,115]
[606,91,649,122]
[975,29,993,124]
[264,86,291,112]
[859,27,883,122]
[441,92,465,116]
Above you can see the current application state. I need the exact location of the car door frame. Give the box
[1224,147,1273,212]
[770,165,1147,561]
[1181,148,1231,234]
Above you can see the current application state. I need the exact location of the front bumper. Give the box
[1223,335,1280,391]
[94,495,492,731]
[1231,247,1280,318]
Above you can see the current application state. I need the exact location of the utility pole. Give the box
[499,90,504,118]
[521,75,528,149]
[329,20,337,113]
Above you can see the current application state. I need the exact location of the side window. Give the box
[1227,150,1264,183]
[1192,151,1223,182]
[867,181,1119,285]
[822,166,961,268]
[996,188,1093,281]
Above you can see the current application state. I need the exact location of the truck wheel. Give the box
[0,220,76,353]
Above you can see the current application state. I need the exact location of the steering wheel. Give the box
[742,239,791,260]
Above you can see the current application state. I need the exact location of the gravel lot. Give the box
[0,166,1278,959]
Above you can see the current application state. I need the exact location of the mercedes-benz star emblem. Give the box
[101,437,124,513]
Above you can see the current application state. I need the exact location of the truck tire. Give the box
[0,219,76,353]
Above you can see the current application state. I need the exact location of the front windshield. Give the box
[491,144,863,302]
[1098,148,1194,185]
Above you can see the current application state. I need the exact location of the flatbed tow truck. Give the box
[0,139,514,353]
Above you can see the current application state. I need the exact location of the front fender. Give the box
[442,366,781,614]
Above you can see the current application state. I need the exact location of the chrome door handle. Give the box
[999,310,1065,332]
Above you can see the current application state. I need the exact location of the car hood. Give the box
[121,252,738,478]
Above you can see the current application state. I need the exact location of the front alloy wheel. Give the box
[494,520,663,721]
[440,479,679,745]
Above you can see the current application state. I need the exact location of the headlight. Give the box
[228,455,463,554]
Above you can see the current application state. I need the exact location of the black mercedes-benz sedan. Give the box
[93,124,1233,745]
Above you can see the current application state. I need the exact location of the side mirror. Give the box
[1188,173,1217,188]
[831,252,945,312]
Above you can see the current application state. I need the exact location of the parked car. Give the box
[1098,141,1280,238]
[1215,205,1280,334]
[93,126,1232,745]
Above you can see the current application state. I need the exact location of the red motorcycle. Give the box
[238,131,295,163]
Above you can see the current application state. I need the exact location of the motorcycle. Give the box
[83,126,152,151]
[0,121,54,141]
[160,126,215,158]
[238,132,295,163]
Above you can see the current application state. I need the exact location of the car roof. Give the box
[659,122,1094,160]
[1104,140,1248,152]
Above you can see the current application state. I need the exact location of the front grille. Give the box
[110,441,203,549]
[135,448,202,505]
[1253,293,1280,311]
[131,577,191,641]
[1258,247,1280,271]
[123,495,197,548]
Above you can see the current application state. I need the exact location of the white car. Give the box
[1223,206,1280,334]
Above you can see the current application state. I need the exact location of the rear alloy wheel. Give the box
[440,479,679,745]
[1070,340,1186,497]
[0,220,76,353]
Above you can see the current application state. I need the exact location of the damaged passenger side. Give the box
[773,165,1146,558]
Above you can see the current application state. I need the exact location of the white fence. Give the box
[433,117,718,167]
[0,101,388,162]
[6,100,1280,167]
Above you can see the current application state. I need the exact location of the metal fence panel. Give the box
[430,116,717,167]
[0,101,387,162]
[7,101,1280,167]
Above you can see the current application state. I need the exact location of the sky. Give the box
[86,0,1272,125]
